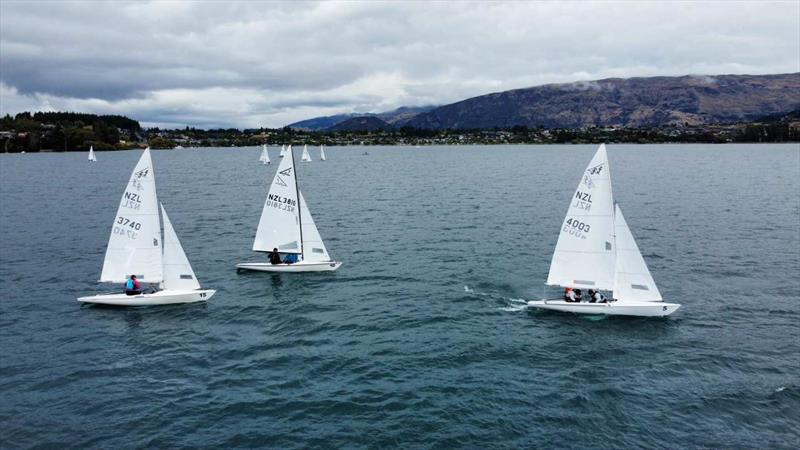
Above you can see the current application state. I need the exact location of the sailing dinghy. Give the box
[78,148,215,305]
[259,144,271,165]
[88,145,97,162]
[280,144,287,158]
[320,145,326,161]
[527,144,680,317]
[236,146,341,272]
[301,144,312,162]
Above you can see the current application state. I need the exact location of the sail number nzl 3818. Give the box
[266,194,296,212]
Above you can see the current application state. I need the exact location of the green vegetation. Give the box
[1,111,797,153]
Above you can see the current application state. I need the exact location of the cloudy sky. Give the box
[1,1,798,129]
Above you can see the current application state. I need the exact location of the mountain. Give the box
[404,73,800,129]
[287,105,436,130]
[326,116,390,132]
[287,113,363,131]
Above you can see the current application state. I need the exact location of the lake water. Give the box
[1,144,798,449]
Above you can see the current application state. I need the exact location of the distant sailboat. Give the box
[78,148,215,306]
[320,145,326,161]
[259,144,270,165]
[280,144,287,158]
[527,144,680,317]
[301,144,312,162]
[88,145,97,162]
[236,146,341,272]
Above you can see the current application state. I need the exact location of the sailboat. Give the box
[88,145,97,162]
[527,144,680,317]
[320,145,326,161]
[236,146,341,272]
[78,148,216,305]
[301,144,312,162]
[280,144,287,158]
[259,144,271,165]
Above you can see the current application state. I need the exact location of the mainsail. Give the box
[301,144,312,162]
[253,145,302,253]
[88,146,97,162]
[320,145,326,161]
[160,204,200,290]
[260,144,270,164]
[100,148,163,283]
[612,205,662,302]
[546,144,616,290]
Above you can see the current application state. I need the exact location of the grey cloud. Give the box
[1,0,798,128]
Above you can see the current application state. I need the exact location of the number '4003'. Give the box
[566,218,590,232]
[116,216,142,230]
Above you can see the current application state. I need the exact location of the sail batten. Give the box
[99,148,163,283]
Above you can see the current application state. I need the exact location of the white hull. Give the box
[526,299,680,317]
[236,261,341,272]
[77,289,216,306]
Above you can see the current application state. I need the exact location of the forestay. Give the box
[546,144,616,290]
[299,190,330,261]
[100,148,163,283]
[612,205,662,302]
[253,146,302,253]
[160,204,200,290]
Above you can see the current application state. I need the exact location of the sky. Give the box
[1,0,798,129]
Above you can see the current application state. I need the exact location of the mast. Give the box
[291,144,304,259]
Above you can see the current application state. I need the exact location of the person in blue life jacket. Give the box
[124,275,141,295]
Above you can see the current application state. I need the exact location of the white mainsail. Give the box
[253,145,302,253]
[320,145,326,161]
[301,144,312,162]
[100,148,163,283]
[160,204,200,290]
[280,144,286,158]
[612,205,662,302]
[299,190,330,262]
[88,146,97,162]
[260,144,270,164]
[546,144,616,290]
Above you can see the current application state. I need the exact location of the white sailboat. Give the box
[527,144,680,317]
[236,146,341,272]
[78,148,215,305]
[88,145,97,162]
[280,144,287,158]
[259,144,271,165]
[320,145,326,161]
[301,144,312,162]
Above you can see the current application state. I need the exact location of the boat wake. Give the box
[463,285,528,312]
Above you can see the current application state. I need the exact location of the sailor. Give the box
[588,289,597,303]
[573,289,583,302]
[594,290,606,303]
[124,275,141,295]
[565,287,577,303]
[269,248,282,265]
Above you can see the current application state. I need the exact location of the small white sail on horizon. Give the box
[280,144,286,158]
[301,144,312,162]
[88,145,97,162]
[259,144,270,165]
[320,145,326,161]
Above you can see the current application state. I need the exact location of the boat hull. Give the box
[236,261,342,272]
[526,299,680,317]
[77,289,216,306]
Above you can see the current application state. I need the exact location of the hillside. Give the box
[326,116,390,132]
[288,105,435,130]
[402,73,800,129]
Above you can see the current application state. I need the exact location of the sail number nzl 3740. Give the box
[122,191,142,210]
[113,216,141,239]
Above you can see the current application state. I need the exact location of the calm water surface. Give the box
[1,144,799,449]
